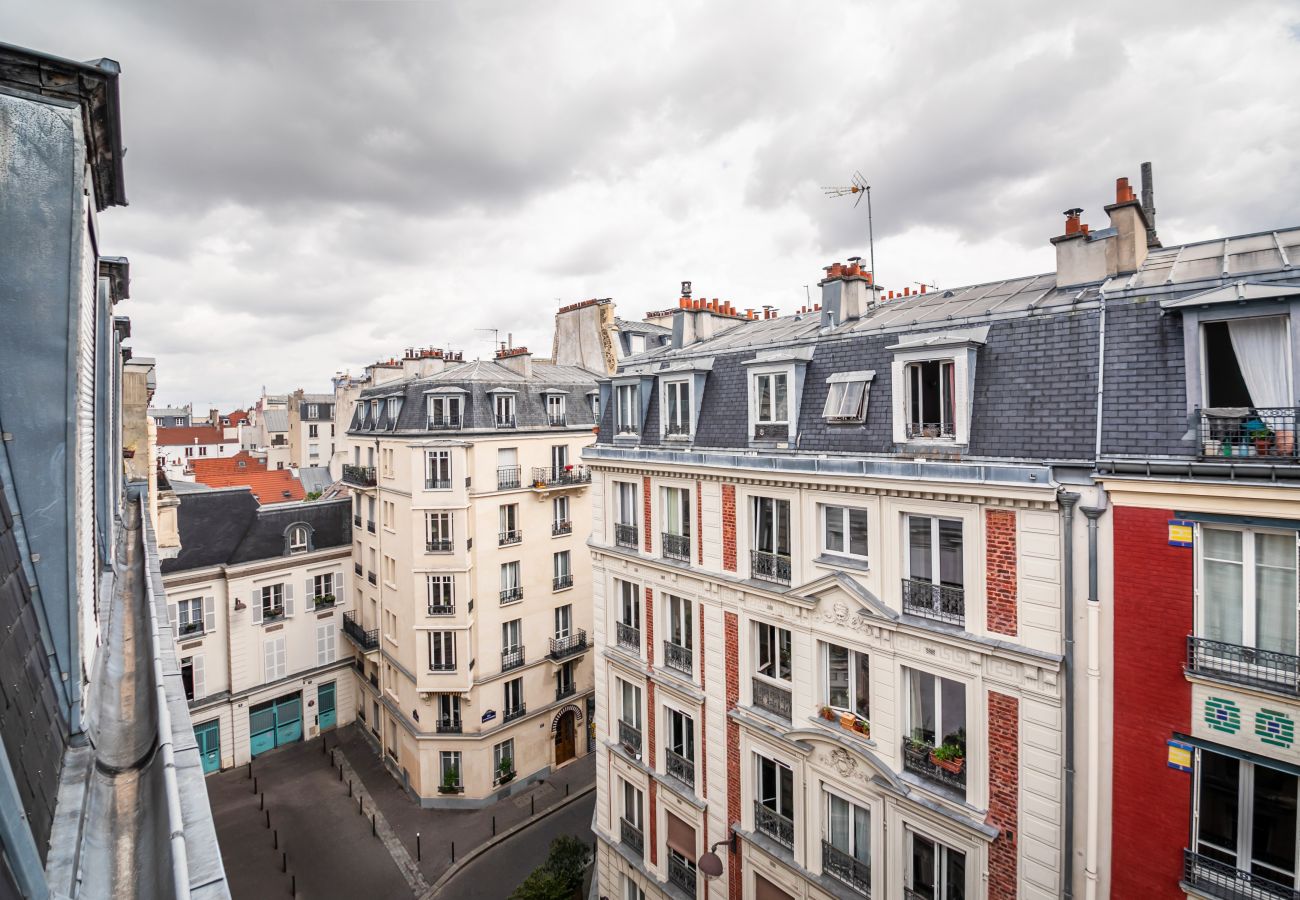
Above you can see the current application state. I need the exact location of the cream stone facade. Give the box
[341,348,600,804]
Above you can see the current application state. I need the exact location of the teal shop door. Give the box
[195,719,221,774]
[317,682,337,731]
[249,693,304,758]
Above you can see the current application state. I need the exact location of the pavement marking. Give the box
[334,746,431,897]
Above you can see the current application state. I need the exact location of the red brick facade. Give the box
[644,587,654,661]
[648,777,659,865]
[1111,505,1193,899]
[643,476,653,553]
[722,484,737,571]
[985,508,1019,636]
[986,691,1020,900]
[696,479,704,564]
[725,611,741,897]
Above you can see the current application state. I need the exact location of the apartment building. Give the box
[288,389,337,468]
[156,421,241,480]
[341,345,600,804]
[160,489,356,770]
[150,404,193,427]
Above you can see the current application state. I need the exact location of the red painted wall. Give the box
[1111,505,1194,899]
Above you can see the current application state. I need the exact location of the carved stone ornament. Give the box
[822,601,870,633]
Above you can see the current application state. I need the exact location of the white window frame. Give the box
[313,573,333,599]
[755,752,795,819]
[904,514,965,587]
[621,778,644,830]
[1196,524,1299,655]
[503,677,524,713]
[754,621,792,683]
[425,449,452,489]
[494,393,516,427]
[822,504,869,561]
[823,641,870,722]
[904,359,956,439]
[752,495,791,557]
[666,706,694,761]
[427,394,462,428]
[662,486,691,538]
[440,751,462,787]
[662,380,691,437]
[615,481,638,527]
[178,597,203,635]
[307,403,319,419]
[666,594,692,651]
[426,575,454,613]
[822,371,873,423]
[902,666,967,753]
[1192,747,1300,887]
[555,604,572,639]
[546,394,566,423]
[751,370,790,426]
[494,738,515,775]
[905,828,968,899]
[617,580,641,629]
[428,631,456,671]
[426,511,454,550]
[618,678,642,730]
[823,787,872,874]
[615,383,639,435]
[502,618,522,653]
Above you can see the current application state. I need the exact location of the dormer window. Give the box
[546,394,566,426]
[905,360,955,439]
[663,381,691,437]
[616,384,639,435]
[889,327,986,446]
[307,404,319,419]
[589,392,600,418]
[427,394,462,429]
[368,400,379,429]
[288,525,309,554]
[743,351,809,444]
[823,371,873,423]
[385,397,402,429]
[755,372,788,427]
[494,394,517,428]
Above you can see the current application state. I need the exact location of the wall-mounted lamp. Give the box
[234,599,246,611]
[697,832,737,879]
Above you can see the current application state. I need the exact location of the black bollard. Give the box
[416,832,421,862]
[260,793,264,810]
[274,829,278,850]
[531,795,535,815]
[566,783,570,797]
[247,762,252,779]
[291,875,296,896]
[451,840,454,863]
[338,763,343,781]
[358,795,363,815]
[371,812,376,837]
[252,776,258,795]
[492,815,496,836]
[265,809,271,828]
[348,779,353,797]
[282,851,287,873]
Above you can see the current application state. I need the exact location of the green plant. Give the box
[314,593,335,607]
[820,706,834,720]
[931,742,964,763]
[498,756,513,775]
[305,490,322,501]
[509,835,592,900]
[441,765,459,790]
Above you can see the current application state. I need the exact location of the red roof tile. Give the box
[192,464,305,505]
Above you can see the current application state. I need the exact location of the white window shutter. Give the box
[285,583,295,617]
[333,571,342,594]
[277,638,288,679]
[263,640,274,681]
[192,655,205,699]
[204,596,216,634]
[250,596,262,625]
[168,602,178,635]
[306,577,314,602]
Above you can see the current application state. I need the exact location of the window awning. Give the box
[887,325,989,352]
[1174,510,1300,532]
[666,812,696,857]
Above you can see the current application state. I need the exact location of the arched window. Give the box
[288,525,309,554]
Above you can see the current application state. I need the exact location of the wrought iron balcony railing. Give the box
[500,586,523,604]
[547,413,567,427]
[366,520,376,534]
[549,630,588,660]
[1183,848,1300,900]
[620,818,643,858]
[752,678,792,721]
[754,801,794,849]
[552,519,573,536]
[426,539,453,553]
[503,703,526,723]
[618,719,642,755]
[665,748,694,787]
[429,657,456,672]
[497,465,521,490]
[1187,635,1300,696]
[367,571,377,585]
[664,640,692,676]
[342,611,379,651]
[750,549,791,584]
[902,738,967,793]
[426,477,452,490]
[901,577,965,626]
[905,421,956,440]
[436,715,462,734]
[353,514,362,527]
[752,422,789,441]
[664,421,690,437]
[556,682,577,702]
[553,573,574,591]
[342,464,377,487]
[1198,407,1300,462]
[354,562,363,576]
[426,413,462,430]
[531,466,592,487]
[614,523,639,549]
[501,646,525,672]
[823,840,871,896]
[668,853,698,895]
[499,529,522,546]
[495,415,517,429]
[662,532,691,562]
[615,621,640,653]
[427,601,455,616]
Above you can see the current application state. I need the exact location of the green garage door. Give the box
[195,719,221,774]
[249,693,303,758]
[317,681,337,731]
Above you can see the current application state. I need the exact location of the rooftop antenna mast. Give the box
[823,171,875,287]
[475,328,500,358]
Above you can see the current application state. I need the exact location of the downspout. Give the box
[1082,500,1107,900]
[1059,491,1080,900]
[1094,288,1108,459]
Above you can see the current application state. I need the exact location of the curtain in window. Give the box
[909,516,932,581]
[1228,317,1291,411]
[1203,529,1244,646]
[854,805,871,864]
[1256,532,1298,655]
[827,645,850,708]
[828,794,850,850]
[939,520,964,588]
[909,671,934,743]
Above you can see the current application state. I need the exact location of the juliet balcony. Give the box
[750,549,791,585]
[662,532,691,563]
[1198,407,1300,462]
[1186,635,1300,697]
[342,611,379,652]
[901,577,965,626]
[342,464,377,488]
[614,523,639,550]
[1183,848,1300,900]
[549,630,588,661]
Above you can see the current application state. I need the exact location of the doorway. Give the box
[555,710,577,765]
[249,692,303,757]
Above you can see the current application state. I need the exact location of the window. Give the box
[615,580,641,650]
[546,394,566,425]
[501,561,522,602]
[556,660,576,696]
[428,632,456,671]
[437,694,461,730]
[494,394,516,427]
[616,383,639,434]
[180,655,203,701]
[308,442,320,458]
[904,667,966,754]
[619,679,642,731]
[551,443,569,474]
[369,399,379,428]
[385,397,401,427]
[1192,749,1298,889]
[665,707,694,785]
[425,449,452,489]
[500,503,520,543]
[427,394,462,428]
[662,487,691,561]
[261,584,285,619]
[427,575,454,614]
[904,515,965,622]
[555,604,572,639]
[382,499,395,529]
[440,751,462,789]
[755,622,792,682]
[664,381,691,436]
[307,404,319,419]
[553,551,572,590]
[823,371,873,422]
[616,482,638,526]
[316,622,336,665]
[906,360,955,439]
[184,447,193,458]
[313,573,333,599]
[622,778,644,831]
[824,643,870,722]
[309,423,319,438]
[1202,317,1291,409]
[494,739,515,780]
[755,754,795,847]
[1200,527,1298,655]
[823,505,869,560]
[504,677,524,714]
[908,831,966,900]
[824,791,871,891]
[753,371,789,432]
[263,636,287,681]
[198,446,207,457]
[383,555,396,584]
[177,597,203,637]
[751,496,791,583]
[666,595,692,651]
[590,393,600,418]
[552,496,570,534]
[426,512,453,552]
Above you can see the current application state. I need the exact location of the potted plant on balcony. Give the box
[314,593,335,610]
[439,766,461,794]
[929,741,965,774]
[838,709,856,730]
[851,717,870,738]
[497,757,515,785]
[819,706,834,721]
[1248,420,1273,456]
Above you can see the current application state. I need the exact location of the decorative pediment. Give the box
[801,571,898,632]
[788,731,907,796]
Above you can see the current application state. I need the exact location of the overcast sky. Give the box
[12,1,1300,410]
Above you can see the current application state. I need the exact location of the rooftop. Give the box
[156,425,237,446]
[189,452,306,503]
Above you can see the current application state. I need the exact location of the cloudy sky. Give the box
[12,1,1300,410]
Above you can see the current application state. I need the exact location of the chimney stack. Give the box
[669,283,748,349]
[1052,168,1154,287]
[818,257,879,328]
[495,344,533,378]
[1140,161,1160,248]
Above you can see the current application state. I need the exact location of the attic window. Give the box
[289,525,308,553]
[307,404,319,418]
[1202,317,1290,409]
[237,460,246,468]
[823,371,874,423]
[906,360,955,439]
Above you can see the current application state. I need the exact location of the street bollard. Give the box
[566,783,570,797]
[358,796,363,815]
[274,829,278,850]
[282,852,287,873]
[416,832,421,862]
[492,815,496,837]
[531,795,535,816]
[252,776,258,795]
[371,812,376,837]
[291,875,295,896]
[265,809,271,828]
[247,762,252,779]
[451,840,454,863]
[260,793,264,811]
[338,763,343,781]
[348,779,353,797]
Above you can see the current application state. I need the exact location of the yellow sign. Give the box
[1167,741,1192,772]
[1168,520,1194,548]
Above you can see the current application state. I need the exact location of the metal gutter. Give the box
[1059,491,1080,900]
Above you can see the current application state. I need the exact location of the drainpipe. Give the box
[1094,289,1108,460]
[1081,500,1107,900]
[1059,491,1080,900]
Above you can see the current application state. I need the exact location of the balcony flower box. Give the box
[929,743,965,775]
[820,706,835,721]
[838,710,856,730]
[313,594,336,610]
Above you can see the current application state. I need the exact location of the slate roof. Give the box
[260,409,289,432]
[615,317,672,336]
[297,466,335,495]
[161,490,351,573]
[601,224,1300,466]
[156,425,237,446]
[349,359,600,435]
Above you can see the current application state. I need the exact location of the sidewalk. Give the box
[329,724,596,887]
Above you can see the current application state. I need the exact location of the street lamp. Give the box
[697,833,737,879]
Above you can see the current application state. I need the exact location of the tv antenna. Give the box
[823,171,875,287]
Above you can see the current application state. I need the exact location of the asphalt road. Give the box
[439,792,597,900]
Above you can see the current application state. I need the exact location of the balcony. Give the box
[618,719,642,755]
[531,466,591,488]
[501,646,526,672]
[343,464,377,488]
[353,514,361,527]
[1198,407,1300,462]
[750,549,791,585]
[902,738,967,793]
[500,586,524,605]
[503,703,527,723]
[664,421,690,439]
[905,421,955,440]
[753,801,794,849]
[366,520,376,534]
[665,748,694,787]
[549,630,588,660]
[823,841,871,896]
[553,573,573,591]
[497,465,522,490]
[663,640,692,676]
[342,611,379,652]
[427,601,455,616]
[367,571,377,585]
[614,523,639,549]
[620,818,644,858]
[556,682,577,702]
[178,620,204,639]
[662,532,691,562]
[668,853,697,896]
[436,715,462,734]
[495,415,518,429]
[499,529,522,547]
[426,477,452,490]
[901,577,965,626]
[1187,635,1300,696]
[429,657,456,673]
[262,604,286,625]
[615,621,641,653]
[752,678,792,721]
[354,562,363,577]
[426,539,454,553]
[552,519,573,537]
[1183,848,1300,900]
[427,413,462,430]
